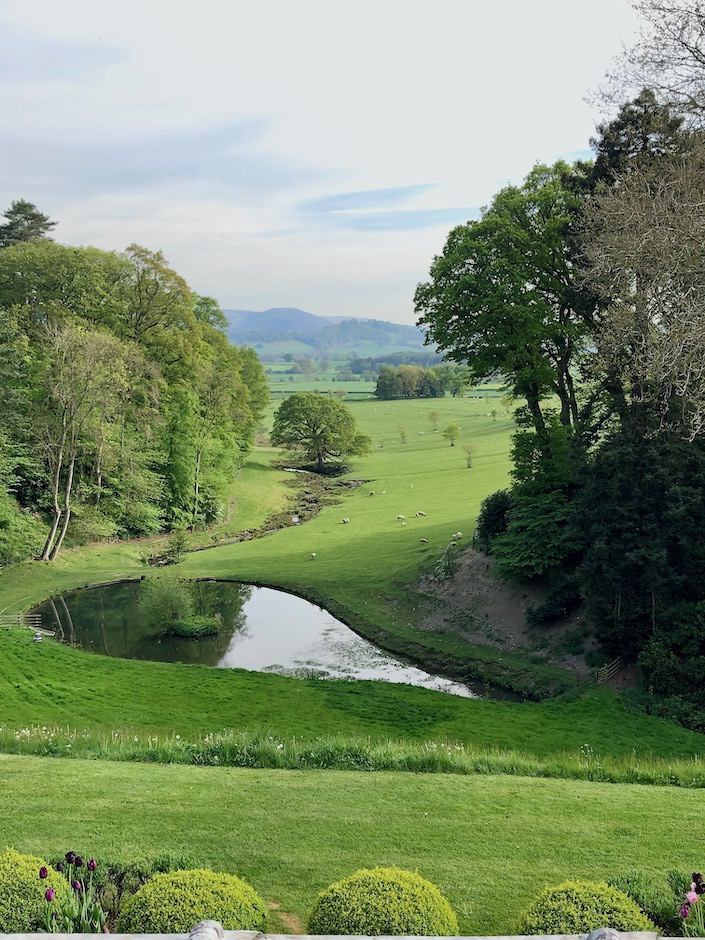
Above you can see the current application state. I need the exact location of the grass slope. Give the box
[3,754,702,935]
[1,627,704,762]
[1,395,704,765]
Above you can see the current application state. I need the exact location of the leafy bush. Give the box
[526,577,582,627]
[517,879,656,934]
[435,541,460,581]
[307,866,458,936]
[474,489,513,551]
[0,493,45,565]
[138,577,194,630]
[0,848,70,932]
[73,853,196,927]
[167,616,220,637]
[608,869,681,935]
[115,868,267,933]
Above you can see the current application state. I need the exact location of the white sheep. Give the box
[342,517,350,524]
[416,511,426,517]
[400,522,407,527]
[419,538,428,544]
[311,552,317,559]
[396,514,406,521]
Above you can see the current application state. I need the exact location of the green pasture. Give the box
[2,393,705,936]
[183,396,523,688]
[4,754,705,935]
[2,392,705,765]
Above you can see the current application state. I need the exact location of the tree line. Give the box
[415,0,705,729]
[374,363,469,399]
[0,202,268,563]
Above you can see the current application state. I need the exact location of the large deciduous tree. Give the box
[271,393,371,472]
[603,1,705,124]
[35,322,137,560]
[414,162,595,442]
[582,139,705,439]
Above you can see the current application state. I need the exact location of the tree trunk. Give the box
[40,422,67,561]
[192,447,202,530]
[48,454,76,560]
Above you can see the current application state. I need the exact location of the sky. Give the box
[0,0,641,325]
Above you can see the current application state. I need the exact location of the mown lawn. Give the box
[3,754,701,935]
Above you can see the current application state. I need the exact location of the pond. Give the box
[31,579,478,698]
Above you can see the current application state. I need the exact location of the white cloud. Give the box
[0,0,639,323]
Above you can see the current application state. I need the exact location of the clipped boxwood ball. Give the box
[0,847,70,932]
[115,868,267,934]
[517,879,657,935]
[308,866,459,936]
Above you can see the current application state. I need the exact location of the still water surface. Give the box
[32,580,477,698]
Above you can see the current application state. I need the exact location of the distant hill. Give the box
[224,307,430,360]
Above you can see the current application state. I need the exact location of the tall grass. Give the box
[3,725,705,787]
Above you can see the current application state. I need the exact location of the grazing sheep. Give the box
[416,511,426,517]
[342,517,350,524]
[311,552,317,559]
[419,538,428,544]
[369,491,375,496]
[400,522,407,527]
[396,514,406,521]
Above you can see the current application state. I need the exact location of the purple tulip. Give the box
[39,866,48,879]
[87,858,97,872]
[65,851,76,864]
[74,856,84,868]
[681,904,691,918]
[55,861,65,872]
[71,880,82,892]
[45,888,55,902]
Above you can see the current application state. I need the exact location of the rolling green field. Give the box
[1,393,701,935]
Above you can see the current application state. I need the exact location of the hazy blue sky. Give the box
[0,0,640,323]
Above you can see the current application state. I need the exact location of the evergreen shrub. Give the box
[0,847,70,932]
[517,879,656,934]
[115,868,267,933]
[307,866,458,936]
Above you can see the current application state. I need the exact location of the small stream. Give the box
[31,579,479,698]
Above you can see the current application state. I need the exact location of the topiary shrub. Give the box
[307,866,458,936]
[0,847,70,932]
[517,879,657,934]
[115,868,267,934]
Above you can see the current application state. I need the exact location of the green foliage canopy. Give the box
[271,392,371,472]
[0,233,268,559]
[415,162,593,438]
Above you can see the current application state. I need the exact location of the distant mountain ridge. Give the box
[224,307,429,357]
[225,307,352,336]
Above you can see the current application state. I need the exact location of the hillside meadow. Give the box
[1,392,703,935]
